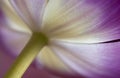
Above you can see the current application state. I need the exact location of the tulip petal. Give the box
[9,0,48,31]
[44,41,120,78]
[1,0,31,33]
[43,0,120,43]
[0,26,31,56]
[36,46,72,73]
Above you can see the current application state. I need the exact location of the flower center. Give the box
[32,32,49,45]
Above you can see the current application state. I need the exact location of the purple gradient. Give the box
[79,0,120,43]
[0,0,120,78]
[50,41,120,78]
[85,0,120,41]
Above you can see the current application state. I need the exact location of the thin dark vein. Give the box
[100,39,120,43]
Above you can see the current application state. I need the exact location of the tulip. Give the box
[1,0,120,78]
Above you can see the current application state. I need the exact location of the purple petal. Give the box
[43,0,120,43]
[42,41,120,78]
[0,26,31,56]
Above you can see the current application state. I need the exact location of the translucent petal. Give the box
[9,0,48,31]
[46,41,120,77]
[0,26,31,55]
[36,46,72,74]
[43,0,120,44]
[2,0,31,33]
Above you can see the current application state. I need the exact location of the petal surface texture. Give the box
[9,0,48,31]
[0,26,31,55]
[2,0,31,33]
[1,0,120,78]
[43,0,120,43]
[37,41,120,78]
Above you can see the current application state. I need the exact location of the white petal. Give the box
[9,0,48,31]
[42,0,104,43]
[36,46,72,74]
[1,0,31,33]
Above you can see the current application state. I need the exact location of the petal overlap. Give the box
[40,41,120,78]
[36,46,71,73]
[43,0,120,44]
[2,0,31,33]
[9,0,48,31]
[0,26,31,55]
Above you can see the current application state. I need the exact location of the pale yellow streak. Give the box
[2,0,31,33]
[37,46,70,72]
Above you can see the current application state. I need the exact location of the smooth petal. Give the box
[0,26,31,56]
[43,0,120,43]
[1,0,31,33]
[36,46,71,73]
[36,40,120,78]
[9,0,48,31]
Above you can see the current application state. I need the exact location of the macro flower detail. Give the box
[1,0,120,78]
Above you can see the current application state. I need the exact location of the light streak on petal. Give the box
[0,26,31,56]
[1,0,31,33]
[9,0,48,31]
[1,0,120,78]
[43,0,120,44]
[46,40,120,78]
[36,46,71,73]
